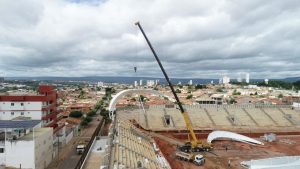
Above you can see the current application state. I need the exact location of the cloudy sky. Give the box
[0,0,299,79]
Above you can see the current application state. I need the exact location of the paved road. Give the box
[47,116,102,169]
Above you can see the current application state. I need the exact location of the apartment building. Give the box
[0,85,59,128]
[0,120,53,169]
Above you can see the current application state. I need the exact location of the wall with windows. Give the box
[0,101,43,120]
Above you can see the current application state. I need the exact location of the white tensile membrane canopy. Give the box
[241,156,300,169]
[207,130,264,145]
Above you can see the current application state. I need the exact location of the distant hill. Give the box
[282,77,300,83]
[5,76,218,85]
[7,76,298,84]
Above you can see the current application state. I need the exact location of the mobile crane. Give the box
[135,22,212,152]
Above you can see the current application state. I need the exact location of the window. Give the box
[21,103,24,106]
[0,148,4,153]
[11,103,14,106]
[11,112,14,115]
[21,112,24,115]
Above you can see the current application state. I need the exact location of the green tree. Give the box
[81,120,88,126]
[175,89,181,93]
[139,95,146,102]
[195,84,206,90]
[69,111,83,118]
[257,80,293,89]
[278,93,283,98]
[100,109,109,120]
[84,116,92,123]
[233,89,241,95]
[87,109,97,116]
[229,98,237,104]
[216,88,223,92]
[186,94,193,99]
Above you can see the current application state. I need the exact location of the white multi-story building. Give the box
[134,81,138,87]
[189,80,193,85]
[265,79,269,84]
[97,81,104,87]
[246,73,250,83]
[0,102,43,121]
[0,120,53,169]
[0,85,59,127]
[222,76,230,84]
[155,79,159,85]
[139,80,143,86]
[146,80,155,87]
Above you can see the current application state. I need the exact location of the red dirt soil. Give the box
[154,134,300,169]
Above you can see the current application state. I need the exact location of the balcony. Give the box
[42,103,57,111]
[41,113,57,121]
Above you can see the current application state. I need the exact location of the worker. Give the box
[228,159,231,168]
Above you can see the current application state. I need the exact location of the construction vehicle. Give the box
[175,151,205,166]
[135,21,213,153]
[76,142,86,155]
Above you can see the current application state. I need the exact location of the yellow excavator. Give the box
[135,22,212,152]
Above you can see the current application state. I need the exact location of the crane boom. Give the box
[135,21,199,147]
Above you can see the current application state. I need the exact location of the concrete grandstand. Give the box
[117,104,300,133]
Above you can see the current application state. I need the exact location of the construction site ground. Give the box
[154,134,300,169]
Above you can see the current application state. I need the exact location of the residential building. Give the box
[221,76,230,84]
[134,81,138,87]
[147,80,155,87]
[0,120,53,169]
[66,103,93,113]
[265,79,269,84]
[97,81,104,87]
[0,85,59,128]
[155,79,159,85]
[246,73,250,83]
[211,94,224,105]
[139,79,143,86]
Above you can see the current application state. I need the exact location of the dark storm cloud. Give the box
[0,0,300,78]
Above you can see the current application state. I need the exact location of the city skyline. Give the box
[1,0,300,78]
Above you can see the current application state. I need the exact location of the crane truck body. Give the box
[135,21,212,153]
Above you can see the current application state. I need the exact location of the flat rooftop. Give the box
[22,127,52,140]
[0,120,41,129]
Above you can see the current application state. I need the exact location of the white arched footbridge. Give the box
[108,89,172,119]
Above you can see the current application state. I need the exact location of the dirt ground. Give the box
[154,135,300,169]
[102,120,111,136]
